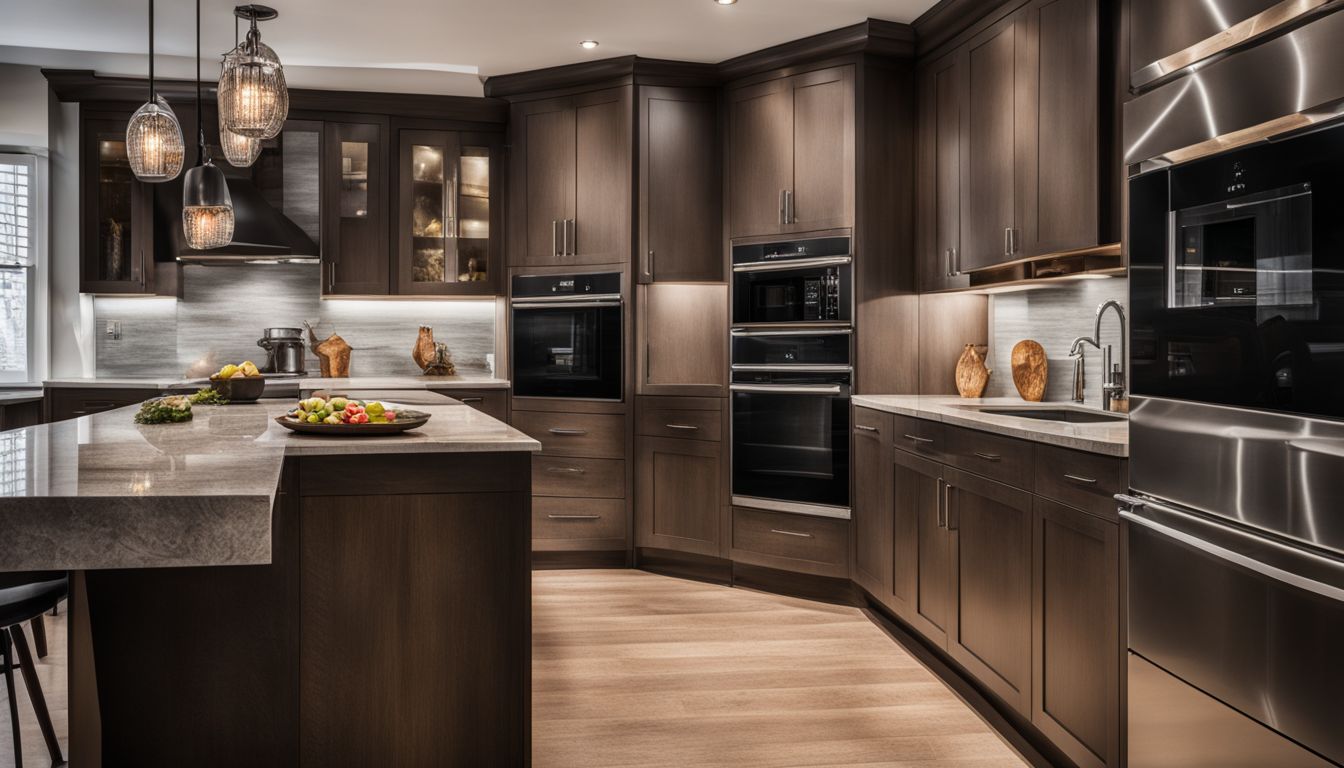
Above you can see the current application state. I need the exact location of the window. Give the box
[0,154,35,383]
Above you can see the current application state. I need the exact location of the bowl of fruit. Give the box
[208,361,266,402]
[275,396,431,436]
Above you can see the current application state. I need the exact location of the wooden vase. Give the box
[1011,340,1048,402]
[954,344,990,398]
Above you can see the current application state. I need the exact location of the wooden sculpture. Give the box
[305,322,352,377]
[413,326,457,376]
[1011,340,1048,402]
[954,344,991,398]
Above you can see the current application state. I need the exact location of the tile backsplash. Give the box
[985,278,1127,406]
[95,264,497,378]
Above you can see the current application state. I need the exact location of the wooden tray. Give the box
[275,409,431,436]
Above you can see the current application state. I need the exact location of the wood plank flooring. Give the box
[0,607,68,768]
[533,569,1027,768]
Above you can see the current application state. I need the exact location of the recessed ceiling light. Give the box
[715,0,738,5]
[580,40,599,49]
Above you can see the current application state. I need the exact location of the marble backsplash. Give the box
[984,277,1128,406]
[95,264,497,378]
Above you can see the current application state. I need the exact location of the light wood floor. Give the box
[0,605,68,768]
[533,569,1027,768]
[1,572,1028,767]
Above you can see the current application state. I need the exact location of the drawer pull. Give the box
[1064,473,1098,485]
[855,424,879,433]
[459,397,484,404]
[903,434,935,444]
[770,529,814,539]
[545,466,586,475]
[665,424,699,431]
[547,514,601,520]
[548,428,589,436]
[974,451,1002,462]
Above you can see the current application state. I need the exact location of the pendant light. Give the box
[183,0,234,250]
[126,0,184,182]
[218,4,289,140]
[219,16,261,167]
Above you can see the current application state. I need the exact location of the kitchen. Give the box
[0,0,1340,766]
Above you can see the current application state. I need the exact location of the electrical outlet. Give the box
[105,320,122,340]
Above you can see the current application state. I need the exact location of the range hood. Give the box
[155,176,320,264]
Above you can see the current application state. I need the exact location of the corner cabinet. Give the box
[637,86,721,283]
[395,130,502,295]
[323,120,390,296]
[508,87,633,268]
[727,65,855,239]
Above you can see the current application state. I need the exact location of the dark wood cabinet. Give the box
[323,120,390,295]
[891,446,952,648]
[727,65,854,239]
[729,506,849,579]
[508,87,632,268]
[636,283,727,397]
[636,435,722,558]
[916,53,970,292]
[1033,496,1121,768]
[852,408,894,599]
[430,388,508,422]
[945,466,1034,716]
[638,86,721,283]
[44,386,160,422]
[395,129,501,295]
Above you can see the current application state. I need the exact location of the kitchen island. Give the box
[0,395,539,767]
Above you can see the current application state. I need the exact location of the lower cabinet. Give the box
[634,396,726,558]
[44,387,160,423]
[891,447,952,649]
[729,507,849,578]
[851,408,894,598]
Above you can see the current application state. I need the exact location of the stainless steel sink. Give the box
[970,407,1127,424]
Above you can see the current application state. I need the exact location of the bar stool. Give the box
[0,574,66,768]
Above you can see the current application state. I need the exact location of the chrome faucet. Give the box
[1068,300,1128,413]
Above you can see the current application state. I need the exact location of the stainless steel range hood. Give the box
[154,173,320,264]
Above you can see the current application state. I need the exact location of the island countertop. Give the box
[0,397,539,572]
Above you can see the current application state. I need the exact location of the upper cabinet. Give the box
[916,53,970,292]
[638,86,721,283]
[395,129,502,295]
[727,65,855,239]
[323,120,390,295]
[508,86,633,268]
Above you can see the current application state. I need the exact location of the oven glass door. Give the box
[511,304,622,399]
[731,377,850,509]
[1130,124,1344,419]
[732,263,852,326]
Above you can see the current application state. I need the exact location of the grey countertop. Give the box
[0,389,44,404]
[0,397,539,573]
[45,374,511,391]
[852,395,1128,457]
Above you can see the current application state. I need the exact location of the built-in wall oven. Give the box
[510,272,623,400]
[1125,121,1344,767]
[730,235,853,519]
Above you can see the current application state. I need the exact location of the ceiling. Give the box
[0,0,939,96]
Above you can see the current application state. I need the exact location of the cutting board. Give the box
[1011,340,1048,402]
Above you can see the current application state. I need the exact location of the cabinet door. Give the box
[960,12,1024,273]
[1033,497,1120,768]
[852,408,894,600]
[788,66,854,234]
[639,86,721,283]
[636,435,722,557]
[397,130,500,295]
[573,87,632,265]
[638,283,727,396]
[1018,0,1102,258]
[892,448,951,648]
[511,97,575,267]
[324,121,389,295]
[81,118,155,294]
[945,466,1033,715]
[728,78,792,239]
[917,54,971,292]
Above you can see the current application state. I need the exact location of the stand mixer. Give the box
[257,327,307,375]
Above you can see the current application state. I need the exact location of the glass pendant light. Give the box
[219,16,261,167]
[218,4,289,140]
[183,0,234,250]
[126,0,184,182]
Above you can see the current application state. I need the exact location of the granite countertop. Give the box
[852,395,1128,457]
[0,398,539,573]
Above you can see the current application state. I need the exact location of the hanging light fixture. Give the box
[126,0,184,182]
[218,4,289,140]
[219,15,261,167]
[183,0,234,250]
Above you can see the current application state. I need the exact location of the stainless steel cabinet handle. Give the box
[779,190,787,226]
[936,479,947,528]
[903,434,934,444]
[730,384,843,395]
[647,249,655,279]
[771,529,813,539]
[459,397,483,403]
[567,218,576,256]
[952,247,960,275]
[974,452,1002,462]
[545,466,587,475]
[1004,227,1012,257]
[785,189,793,224]
[855,424,879,433]
[548,428,588,436]
[552,220,559,258]
[548,514,601,520]
[945,248,953,277]
[665,424,699,431]
[1064,474,1098,485]
[944,483,957,530]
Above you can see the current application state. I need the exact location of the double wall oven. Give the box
[510,272,623,400]
[730,235,853,519]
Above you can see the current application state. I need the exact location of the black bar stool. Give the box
[0,574,67,768]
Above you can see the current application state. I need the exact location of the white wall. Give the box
[0,64,48,150]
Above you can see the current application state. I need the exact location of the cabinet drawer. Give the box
[730,507,849,578]
[636,407,721,441]
[434,389,507,421]
[511,411,625,459]
[944,424,1034,489]
[533,497,627,549]
[1034,444,1125,521]
[532,456,625,499]
[891,414,946,459]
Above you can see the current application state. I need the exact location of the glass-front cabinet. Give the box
[80,117,172,294]
[396,130,500,295]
